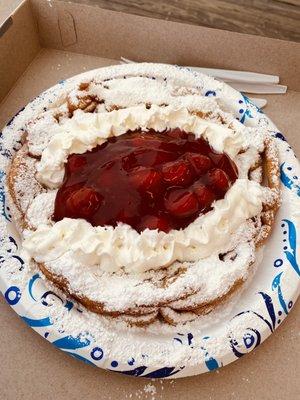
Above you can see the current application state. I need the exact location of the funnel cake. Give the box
[7,64,281,326]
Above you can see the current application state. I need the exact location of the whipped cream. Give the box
[36,240,256,310]
[36,104,245,188]
[23,179,263,273]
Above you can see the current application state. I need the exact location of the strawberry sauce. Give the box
[53,129,238,232]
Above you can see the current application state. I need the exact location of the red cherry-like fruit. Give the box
[162,160,193,186]
[193,183,216,211]
[207,168,230,193]
[129,167,163,195]
[214,154,238,181]
[66,187,102,218]
[185,153,212,176]
[137,215,170,232]
[152,150,177,167]
[115,206,139,227]
[164,189,199,218]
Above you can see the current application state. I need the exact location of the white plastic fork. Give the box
[120,57,288,109]
[121,58,280,85]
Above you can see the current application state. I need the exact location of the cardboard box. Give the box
[0,1,299,399]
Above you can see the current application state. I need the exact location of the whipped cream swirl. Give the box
[23,179,263,273]
[36,104,245,188]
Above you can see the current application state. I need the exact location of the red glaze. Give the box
[53,129,238,232]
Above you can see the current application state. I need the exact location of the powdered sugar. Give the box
[1,63,282,333]
[9,152,43,215]
[0,246,262,367]
[26,108,67,156]
[26,191,57,228]
[144,383,157,397]
[21,240,254,312]
[0,63,299,381]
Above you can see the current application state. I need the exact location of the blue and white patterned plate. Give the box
[0,65,299,378]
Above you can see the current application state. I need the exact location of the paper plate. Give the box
[0,65,299,379]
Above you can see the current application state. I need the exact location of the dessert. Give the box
[7,64,281,326]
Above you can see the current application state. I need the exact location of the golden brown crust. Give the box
[7,144,43,230]
[159,277,245,325]
[255,138,281,248]
[7,145,28,221]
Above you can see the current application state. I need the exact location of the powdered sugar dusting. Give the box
[26,191,57,228]
[6,63,281,322]
[1,63,294,376]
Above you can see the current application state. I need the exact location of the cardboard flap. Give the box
[30,0,300,91]
[0,1,40,103]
